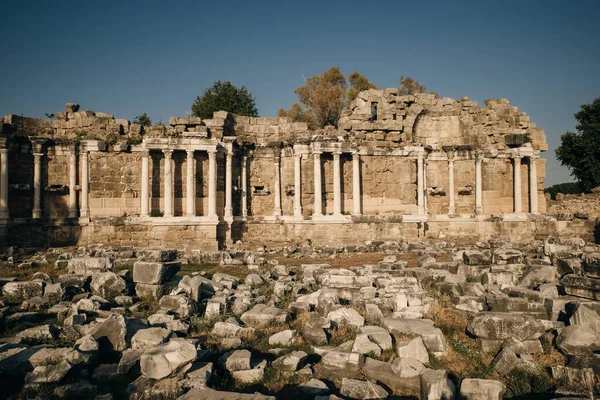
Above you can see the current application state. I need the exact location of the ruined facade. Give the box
[0,90,555,249]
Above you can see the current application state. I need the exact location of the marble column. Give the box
[140,150,150,217]
[417,154,425,215]
[313,151,322,216]
[529,155,539,214]
[32,144,43,219]
[0,148,8,219]
[162,149,173,217]
[224,150,233,218]
[352,152,361,216]
[186,150,195,217]
[513,154,522,214]
[80,148,90,220]
[208,149,217,218]
[447,151,455,215]
[333,151,342,216]
[68,146,78,218]
[273,153,282,217]
[294,151,303,219]
[475,151,483,215]
[241,155,248,218]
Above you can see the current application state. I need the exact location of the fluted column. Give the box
[273,153,282,217]
[68,146,78,218]
[208,149,217,218]
[241,155,248,218]
[333,151,342,216]
[352,152,361,216]
[162,149,173,217]
[140,150,150,217]
[294,151,303,219]
[0,148,8,219]
[513,154,522,214]
[186,150,195,217]
[475,150,483,215]
[313,151,322,216]
[529,155,538,214]
[417,153,425,215]
[447,151,455,215]
[80,148,90,220]
[32,144,43,219]
[224,150,233,218]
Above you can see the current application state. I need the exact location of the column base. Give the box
[68,210,78,219]
[79,216,90,224]
[273,209,282,218]
[32,210,42,219]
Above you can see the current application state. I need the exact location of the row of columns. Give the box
[416,150,538,216]
[139,148,218,218]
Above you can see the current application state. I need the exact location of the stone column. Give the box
[32,143,43,219]
[0,148,9,219]
[162,149,173,217]
[333,151,342,216]
[186,150,195,217]
[529,155,538,214]
[513,154,522,214]
[241,155,248,218]
[224,150,233,218]
[447,151,455,215]
[417,153,425,215]
[273,153,282,217]
[140,150,150,217]
[294,151,303,219]
[67,146,78,218]
[80,148,90,220]
[352,152,361,216]
[208,149,217,218]
[313,151,322,216]
[475,150,483,215]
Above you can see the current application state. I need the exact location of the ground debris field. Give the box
[0,237,599,399]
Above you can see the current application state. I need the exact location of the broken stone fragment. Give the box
[339,378,388,400]
[327,308,365,328]
[131,327,171,350]
[240,304,288,326]
[67,257,113,275]
[459,378,506,400]
[466,312,545,341]
[140,338,197,380]
[90,271,128,300]
[91,314,127,352]
[272,351,307,372]
[383,318,447,356]
[133,261,180,284]
[396,336,429,364]
[420,369,455,400]
[556,324,600,355]
[25,359,71,383]
[159,294,198,319]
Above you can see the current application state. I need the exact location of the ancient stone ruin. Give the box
[1,90,600,399]
[0,90,557,250]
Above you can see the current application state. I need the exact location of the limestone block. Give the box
[328,308,365,328]
[420,369,455,400]
[467,313,545,341]
[140,338,197,380]
[67,257,113,275]
[383,318,447,355]
[2,281,44,303]
[90,271,127,300]
[131,327,171,350]
[240,304,288,326]
[136,249,177,262]
[340,378,388,400]
[459,379,506,400]
[133,261,180,284]
[159,295,198,319]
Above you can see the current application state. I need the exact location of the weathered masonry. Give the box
[0,90,561,249]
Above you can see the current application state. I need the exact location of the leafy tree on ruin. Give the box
[133,113,152,127]
[398,75,427,95]
[279,68,377,129]
[191,81,258,119]
[347,71,378,105]
[555,96,600,192]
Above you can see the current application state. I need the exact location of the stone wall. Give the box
[0,90,550,249]
[546,192,600,218]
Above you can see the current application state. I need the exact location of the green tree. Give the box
[347,71,378,105]
[398,76,427,95]
[555,96,600,192]
[191,81,258,119]
[133,113,152,127]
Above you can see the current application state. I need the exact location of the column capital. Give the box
[313,150,322,155]
[529,154,539,161]
[474,149,484,162]
[141,149,150,157]
[446,150,455,160]
[186,149,195,157]
[0,148,7,155]
[294,152,302,160]
[33,152,44,158]
[207,148,218,155]
[162,148,173,158]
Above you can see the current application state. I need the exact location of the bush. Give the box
[544,182,584,200]
[150,209,164,217]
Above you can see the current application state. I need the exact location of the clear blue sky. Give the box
[1,0,598,186]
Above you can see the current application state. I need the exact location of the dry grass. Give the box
[0,260,65,281]
[534,346,567,369]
